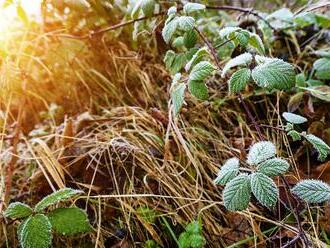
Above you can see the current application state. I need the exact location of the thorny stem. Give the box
[194,26,264,141]
[280,176,310,247]
[56,4,274,39]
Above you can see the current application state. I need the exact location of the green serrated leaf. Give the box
[223,174,251,211]
[131,0,142,19]
[219,27,241,39]
[257,158,289,177]
[185,47,209,72]
[164,50,176,69]
[282,112,307,124]
[292,179,330,203]
[221,53,253,77]
[3,202,33,219]
[248,33,265,54]
[4,202,32,219]
[234,31,249,48]
[167,6,177,15]
[162,17,179,44]
[252,58,295,90]
[183,3,205,15]
[188,80,208,100]
[247,141,276,165]
[18,214,52,248]
[172,36,184,48]
[304,134,330,161]
[287,130,302,141]
[141,0,155,17]
[313,58,330,80]
[306,86,330,102]
[189,61,216,81]
[48,207,92,235]
[250,173,278,208]
[35,188,83,212]
[178,16,195,31]
[214,158,240,185]
[183,29,197,48]
[229,68,251,93]
[171,83,186,116]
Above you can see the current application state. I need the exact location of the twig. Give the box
[281,234,301,248]
[238,93,264,140]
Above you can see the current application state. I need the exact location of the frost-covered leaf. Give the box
[306,86,330,102]
[167,6,177,15]
[287,130,302,141]
[35,188,83,212]
[189,61,216,81]
[313,58,330,80]
[221,53,252,77]
[171,83,186,116]
[214,158,239,185]
[185,47,209,72]
[172,36,184,48]
[304,134,330,161]
[247,141,276,165]
[219,27,241,39]
[223,174,251,211]
[162,17,179,44]
[282,112,307,124]
[229,68,251,93]
[257,158,289,177]
[48,207,92,236]
[131,0,142,19]
[250,173,278,208]
[252,58,295,90]
[141,0,155,17]
[248,33,265,54]
[4,202,32,219]
[178,16,195,31]
[292,179,330,203]
[18,214,52,248]
[188,81,208,100]
[183,29,197,48]
[164,50,175,69]
[183,2,205,15]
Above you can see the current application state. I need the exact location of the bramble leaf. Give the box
[35,188,83,212]
[228,68,251,93]
[304,134,330,161]
[214,158,239,185]
[247,141,276,165]
[249,33,265,54]
[287,130,302,141]
[171,83,186,116]
[48,207,92,235]
[223,174,251,211]
[250,173,278,208]
[189,61,216,81]
[292,179,330,203]
[313,58,330,80]
[257,158,290,177]
[185,47,209,72]
[4,202,32,219]
[141,0,155,17]
[18,214,52,248]
[183,3,206,15]
[221,53,252,77]
[178,16,195,31]
[252,58,295,90]
[282,112,307,124]
[188,81,208,100]
[162,17,179,44]
[183,29,197,48]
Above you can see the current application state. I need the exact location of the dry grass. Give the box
[0,5,329,248]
